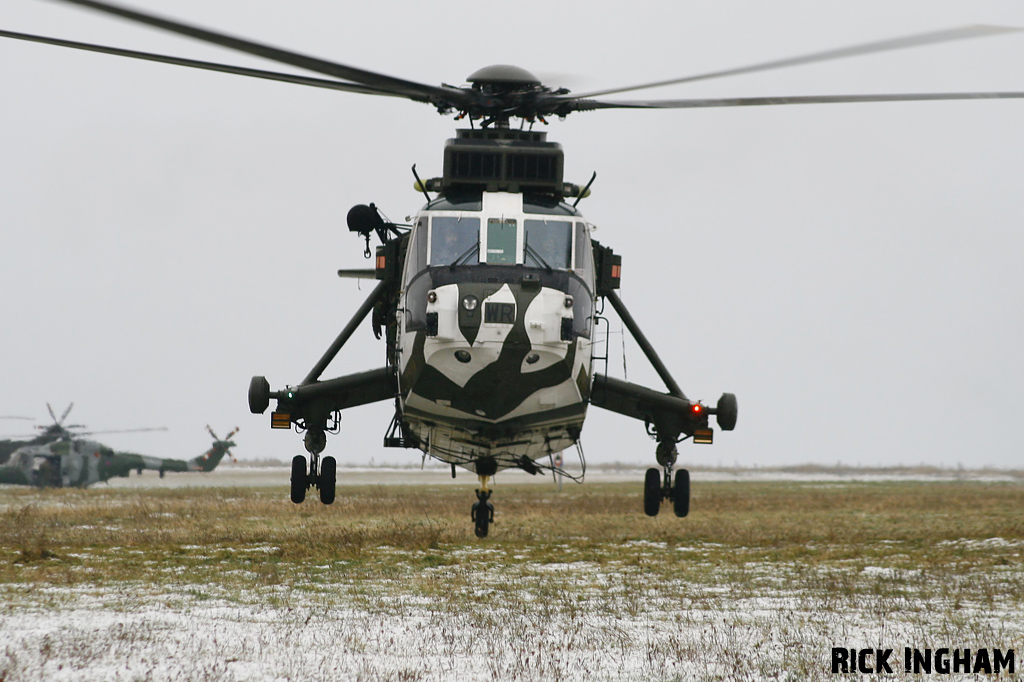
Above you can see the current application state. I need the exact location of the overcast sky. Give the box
[2,0,1022,471]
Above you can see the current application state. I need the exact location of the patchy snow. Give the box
[622,540,667,549]
[3,560,1022,682]
[936,537,1024,549]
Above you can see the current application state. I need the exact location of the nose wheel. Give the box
[471,482,495,538]
[643,464,690,518]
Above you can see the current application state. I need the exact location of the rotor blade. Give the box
[46,403,58,423]
[0,416,34,421]
[225,427,240,440]
[206,424,218,441]
[568,25,1021,99]
[47,0,465,105]
[60,402,74,424]
[571,91,1024,110]
[0,30,410,98]
[80,427,169,435]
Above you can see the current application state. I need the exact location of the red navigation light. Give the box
[692,403,702,414]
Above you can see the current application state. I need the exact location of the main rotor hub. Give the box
[467,65,541,88]
[458,65,570,123]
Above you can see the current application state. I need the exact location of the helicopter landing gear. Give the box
[643,443,690,518]
[290,428,338,505]
[319,455,336,504]
[290,454,307,503]
[673,468,690,517]
[643,468,661,516]
[471,476,495,538]
[289,452,338,505]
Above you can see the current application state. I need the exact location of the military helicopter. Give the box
[0,403,167,465]
[4,1,1023,536]
[0,425,238,488]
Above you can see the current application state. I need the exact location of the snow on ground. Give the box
[3,559,1021,681]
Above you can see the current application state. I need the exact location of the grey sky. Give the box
[2,0,1022,469]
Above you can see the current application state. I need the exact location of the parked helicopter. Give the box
[4,1,1023,536]
[0,425,238,488]
[0,403,166,465]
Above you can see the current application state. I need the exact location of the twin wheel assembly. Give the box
[289,427,337,505]
[644,466,690,518]
[290,453,336,505]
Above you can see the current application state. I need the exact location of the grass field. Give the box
[1,478,1022,680]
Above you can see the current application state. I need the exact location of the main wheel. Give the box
[644,467,662,517]
[319,456,336,505]
[290,455,307,504]
[673,468,690,518]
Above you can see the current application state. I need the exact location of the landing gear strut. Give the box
[290,428,337,505]
[643,442,690,518]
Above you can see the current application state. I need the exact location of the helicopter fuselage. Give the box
[0,436,235,488]
[0,438,144,487]
[248,124,726,536]
[396,191,596,474]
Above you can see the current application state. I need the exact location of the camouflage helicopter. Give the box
[0,425,238,488]
[5,2,1024,536]
[0,403,166,465]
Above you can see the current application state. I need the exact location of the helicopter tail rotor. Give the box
[200,426,240,467]
[207,425,240,462]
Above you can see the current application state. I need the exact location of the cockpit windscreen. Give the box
[486,219,517,265]
[524,219,572,269]
[430,217,480,266]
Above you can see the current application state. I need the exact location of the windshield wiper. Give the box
[523,235,553,272]
[449,243,480,270]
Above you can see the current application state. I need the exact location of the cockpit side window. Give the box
[524,219,572,269]
[486,219,517,265]
[429,217,480,266]
[574,222,594,278]
[405,217,428,277]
